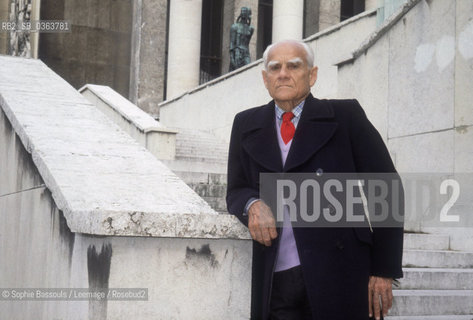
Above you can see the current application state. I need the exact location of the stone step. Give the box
[190,184,227,198]
[175,144,226,152]
[176,139,228,147]
[172,128,229,160]
[174,151,227,160]
[404,233,450,250]
[173,171,227,185]
[386,315,473,320]
[400,268,473,290]
[203,196,227,213]
[390,290,473,316]
[174,129,228,145]
[161,159,227,174]
[403,250,473,269]
[173,156,227,164]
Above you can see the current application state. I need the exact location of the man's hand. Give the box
[368,276,393,319]
[248,200,278,246]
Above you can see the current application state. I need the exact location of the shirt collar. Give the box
[275,100,305,121]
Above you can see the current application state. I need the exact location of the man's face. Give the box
[262,42,318,109]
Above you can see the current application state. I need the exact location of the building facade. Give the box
[0,0,384,117]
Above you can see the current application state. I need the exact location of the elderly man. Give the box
[226,40,403,320]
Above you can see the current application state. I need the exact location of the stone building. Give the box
[2,0,473,318]
[1,0,382,117]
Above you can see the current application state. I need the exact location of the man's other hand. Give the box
[368,276,393,320]
[248,200,278,246]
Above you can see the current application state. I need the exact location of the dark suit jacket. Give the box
[226,94,404,320]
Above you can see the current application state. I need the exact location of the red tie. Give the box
[281,112,295,144]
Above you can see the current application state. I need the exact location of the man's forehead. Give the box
[267,43,306,60]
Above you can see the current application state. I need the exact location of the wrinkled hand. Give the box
[248,200,278,246]
[368,276,393,319]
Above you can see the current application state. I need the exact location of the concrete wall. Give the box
[159,9,377,142]
[337,0,473,247]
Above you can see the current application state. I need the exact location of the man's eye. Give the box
[270,65,281,72]
[288,64,300,69]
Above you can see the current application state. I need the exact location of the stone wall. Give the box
[337,0,473,247]
[38,0,132,98]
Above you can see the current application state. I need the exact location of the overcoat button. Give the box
[316,168,323,176]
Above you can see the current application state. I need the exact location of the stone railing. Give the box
[0,56,251,320]
[80,84,178,160]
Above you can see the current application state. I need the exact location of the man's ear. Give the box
[262,70,269,89]
[309,66,318,87]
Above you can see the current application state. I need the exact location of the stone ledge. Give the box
[79,84,177,134]
[69,210,250,239]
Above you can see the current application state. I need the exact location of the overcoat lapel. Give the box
[241,101,283,172]
[284,95,338,172]
[241,95,338,173]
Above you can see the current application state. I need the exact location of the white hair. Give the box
[262,40,315,70]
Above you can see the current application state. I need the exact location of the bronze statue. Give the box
[229,7,254,71]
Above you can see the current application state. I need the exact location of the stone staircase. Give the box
[387,233,473,319]
[161,128,229,214]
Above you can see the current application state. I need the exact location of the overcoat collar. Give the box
[241,94,338,172]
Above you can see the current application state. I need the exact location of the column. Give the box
[130,0,168,116]
[0,0,9,54]
[365,0,378,10]
[166,0,203,99]
[30,0,40,58]
[318,0,341,31]
[272,0,304,42]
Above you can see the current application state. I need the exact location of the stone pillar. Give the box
[272,0,304,42]
[318,0,341,31]
[0,0,9,54]
[304,0,320,37]
[130,0,168,117]
[221,0,235,73]
[365,0,378,10]
[166,0,203,99]
[30,0,40,58]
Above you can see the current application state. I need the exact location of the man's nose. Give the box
[278,65,290,78]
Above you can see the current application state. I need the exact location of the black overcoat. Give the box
[226,94,404,320]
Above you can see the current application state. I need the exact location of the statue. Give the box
[229,7,254,71]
